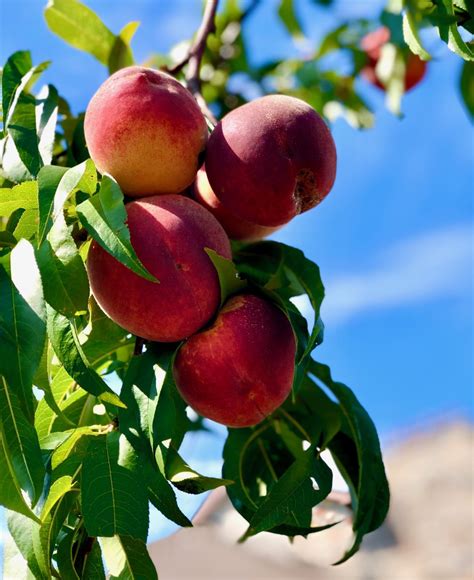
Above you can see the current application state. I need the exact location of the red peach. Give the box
[87,195,231,342]
[205,94,337,227]
[193,166,281,241]
[173,294,296,427]
[361,27,427,91]
[84,66,208,197]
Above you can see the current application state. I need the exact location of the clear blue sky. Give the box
[1,0,472,545]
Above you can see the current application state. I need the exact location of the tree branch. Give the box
[166,0,219,125]
[167,0,219,77]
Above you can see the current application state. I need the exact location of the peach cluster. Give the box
[84,65,337,427]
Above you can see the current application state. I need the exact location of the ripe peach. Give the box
[361,27,427,91]
[204,94,337,228]
[173,294,296,427]
[87,195,231,342]
[84,66,208,197]
[192,166,281,241]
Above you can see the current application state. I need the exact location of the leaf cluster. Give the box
[10,0,474,575]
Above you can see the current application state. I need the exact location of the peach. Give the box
[173,294,296,427]
[84,66,208,197]
[361,27,427,91]
[204,95,337,227]
[192,166,281,241]
[86,195,231,342]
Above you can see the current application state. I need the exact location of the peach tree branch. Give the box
[166,0,219,125]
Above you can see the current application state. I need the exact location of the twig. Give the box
[167,0,219,77]
[165,0,219,125]
[241,0,262,22]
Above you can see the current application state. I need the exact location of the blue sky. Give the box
[1,0,472,546]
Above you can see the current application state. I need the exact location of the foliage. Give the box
[0,0,470,576]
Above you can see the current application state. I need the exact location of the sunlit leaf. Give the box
[76,175,157,281]
[101,535,157,580]
[44,0,115,65]
[46,306,125,408]
[205,248,247,305]
[0,240,46,420]
[0,437,41,522]
[37,212,89,316]
[166,446,233,494]
[82,432,149,540]
[108,21,140,74]
[37,159,96,245]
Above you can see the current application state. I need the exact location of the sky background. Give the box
[1,0,473,548]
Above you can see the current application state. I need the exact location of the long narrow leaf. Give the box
[76,175,157,281]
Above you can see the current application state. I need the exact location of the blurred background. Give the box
[1,0,472,578]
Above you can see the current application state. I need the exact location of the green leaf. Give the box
[280,372,342,448]
[234,240,284,286]
[0,240,46,420]
[0,377,45,506]
[13,207,40,240]
[87,296,129,347]
[205,248,247,305]
[36,212,90,316]
[44,0,116,65]
[36,84,59,166]
[2,51,33,125]
[242,444,332,538]
[0,231,17,247]
[34,366,81,440]
[402,12,432,60]
[460,61,474,117]
[278,0,304,38]
[223,426,337,538]
[144,460,192,527]
[83,539,107,579]
[108,21,140,74]
[8,96,43,177]
[33,490,78,578]
[101,535,157,580]
[57,526,106,580]
[118,352,161,452]
[76,175,157,282]
[35,329,133,439]
[2,53,51,178]
[0,181,38,217]
[278,244,325,359]
[82,432,149,541]
[2,523,31,579]
[56,527,81,580]
[235,241,325,360]
[51,426,96,469]
[2,52,49,129]
[310,360,390,564]
[436,0,474,60]
[7,512,47,580]
[166,446,233,494]
[118,350,192,527]
[46,306,125,408]
[40,475,74,522]
[37,159,97,245]
[0,436,41,522]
